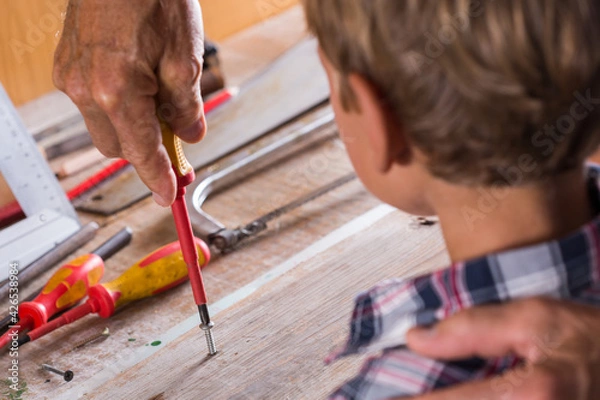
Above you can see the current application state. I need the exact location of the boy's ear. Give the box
[347,73,408,172]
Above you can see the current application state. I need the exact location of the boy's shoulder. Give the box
[331,170,600,360]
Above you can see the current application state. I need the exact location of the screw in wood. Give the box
[41,364,74,382]
[202,322,217,356]
[198,304,217,356]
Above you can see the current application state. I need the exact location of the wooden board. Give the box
[70,208,448,399]
[77,37,329,215]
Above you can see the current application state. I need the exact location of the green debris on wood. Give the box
[1,379,28,400]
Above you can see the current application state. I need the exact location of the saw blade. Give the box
[207,173,357,253]
[250,173,357,227]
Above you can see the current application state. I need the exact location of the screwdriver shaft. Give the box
[172,192,217,356]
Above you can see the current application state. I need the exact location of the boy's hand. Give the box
[405,298,600,400]
[54,0,206,207]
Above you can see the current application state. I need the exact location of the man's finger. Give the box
[80,111,121,158]
[100,85,176,206]
[157,56,206,143]
[88,58,178,206]
[112,108,177,207]
[406,299,559,361]
[158,0,206,143]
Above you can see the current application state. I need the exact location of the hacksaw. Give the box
[185,105,357,253]
[0,83,81,281]
[76,38,330,215]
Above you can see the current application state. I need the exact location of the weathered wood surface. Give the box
[0,7,450,400]
[79,209,448,400]
[1,131,387,399]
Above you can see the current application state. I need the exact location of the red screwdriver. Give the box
[18,237,210,346]
[160,119,217,356]
[0,227,132,349]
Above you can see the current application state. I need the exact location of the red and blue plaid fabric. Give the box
[328,169,600,399]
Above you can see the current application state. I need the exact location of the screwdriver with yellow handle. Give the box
[0,227,132,349]
[18,237,210,346]
[161,119,217,356]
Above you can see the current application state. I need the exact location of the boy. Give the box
[301,0,600,398]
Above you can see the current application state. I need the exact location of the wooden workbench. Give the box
[0,7,449,399]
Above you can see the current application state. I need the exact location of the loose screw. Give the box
[41,364,74,382]
[409,217,437,229]
[70,327,110,351]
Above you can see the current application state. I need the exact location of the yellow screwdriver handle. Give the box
[89,238,210,318]
[160,119,194,179]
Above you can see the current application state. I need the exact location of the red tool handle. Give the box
[0,254,104,349]
[24,302,94,343]
[172,195,208,306]
[88,237,210,318]
[19,254,104,329]
[22,238,210,345]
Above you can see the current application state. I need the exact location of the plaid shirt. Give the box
[328,168,600,399]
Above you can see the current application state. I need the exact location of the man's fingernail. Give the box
[177,120,204,142]
[152,192,170,207]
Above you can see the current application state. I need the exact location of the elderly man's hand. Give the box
[406,298,600,399]
[54,0,206,206]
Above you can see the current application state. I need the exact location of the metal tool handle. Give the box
[92,227,133,260]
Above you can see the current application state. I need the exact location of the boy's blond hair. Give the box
[303,0,600,186]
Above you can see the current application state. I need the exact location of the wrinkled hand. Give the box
[54,0,206,206]
[405,298,600,400]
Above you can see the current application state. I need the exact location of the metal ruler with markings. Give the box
[0,83,80,281]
